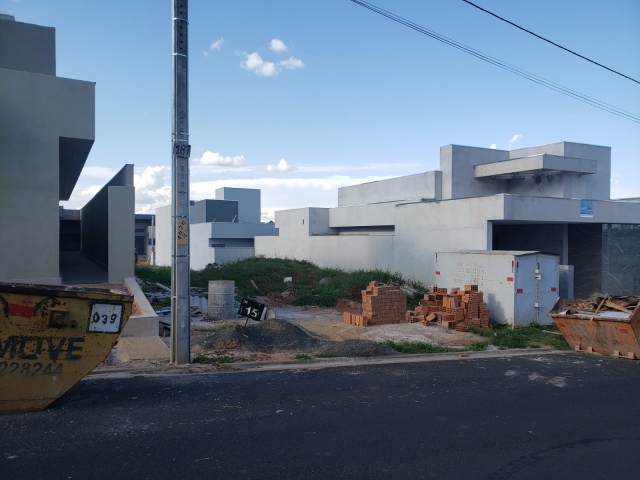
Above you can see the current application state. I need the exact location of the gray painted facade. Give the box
[256,141,640,299]
[0,17,134,284]
[155,188,278,270]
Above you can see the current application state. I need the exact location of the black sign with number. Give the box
[173,143,191,158]
[238,298,266,321]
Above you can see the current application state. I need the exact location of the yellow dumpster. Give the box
[548,297,640,359]
[0,282,133,414]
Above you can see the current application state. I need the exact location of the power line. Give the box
[349,0,640,124]
[462,0,640,85]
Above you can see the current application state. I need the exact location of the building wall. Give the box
[155,205,172,267]
[80,165,134,281]
[0,17,55,75]
[107,186,135,282]
[0,19,94,284]
[215,187,261,224]
[338,171,442,206]
[192,199,238,224]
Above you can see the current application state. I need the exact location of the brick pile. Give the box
[343,281,407,327]
[407,284,490,331]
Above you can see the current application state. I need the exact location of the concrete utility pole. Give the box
[170,0,191,363]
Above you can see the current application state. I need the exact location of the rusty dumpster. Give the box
[548,297,640,359]
[0,282,133,414]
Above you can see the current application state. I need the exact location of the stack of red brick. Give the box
[406,284,490,331]
[344,281,407,327]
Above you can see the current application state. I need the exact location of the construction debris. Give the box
[343,281,407,327]
[565,295,639,316]
[407,284,491,331]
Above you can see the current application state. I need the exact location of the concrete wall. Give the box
[0,17,55,75]
[80,165,134,282]
[329,203,397,228]
[0,19,94,284]
[215,187,261,224]
[107,186,135,282]
[155,205,172,267]
[192,199,238,224]
[338,171,442,206]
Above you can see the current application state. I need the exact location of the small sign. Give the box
[173,143,191,158]
[580,199,593,217]
[238,298,266,321]
[88,304,123,333]
[176,218,188,245]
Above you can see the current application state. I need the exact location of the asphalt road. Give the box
[2,352,640,480]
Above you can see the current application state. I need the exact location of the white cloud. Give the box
[134,166,166,190]
[80,185,101,197]
[210,37,224,51]
[490,144,497,149]
[508,134,523,146]
[79,166,118,179]
[278,56,304,69]
[241,52,278,77]
[203,51,209,57]
[266,159,297,172]
[192,151,246,167]
[270,38,288,52]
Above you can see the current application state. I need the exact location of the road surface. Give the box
[2,352,639,479]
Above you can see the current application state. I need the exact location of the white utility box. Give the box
[435,251,559,327]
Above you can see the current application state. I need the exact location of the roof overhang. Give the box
[474,154,597,180]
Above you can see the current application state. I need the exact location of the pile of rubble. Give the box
[406,284,490,331]
[567,295,639,316]
[343,281,407,327]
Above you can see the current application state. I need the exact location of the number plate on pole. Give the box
[238,298,266,321]
[173,143,191,158]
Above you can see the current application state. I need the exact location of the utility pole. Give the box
[170,0,191,363]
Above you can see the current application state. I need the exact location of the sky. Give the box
[3,0,640,219]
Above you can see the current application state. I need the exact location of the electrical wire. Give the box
[462,0,640,85]
[349,0,640,124]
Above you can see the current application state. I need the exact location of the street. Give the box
[2,352,640,479]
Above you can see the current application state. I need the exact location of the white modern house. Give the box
[155,188,278,270]
[256,141,640,299]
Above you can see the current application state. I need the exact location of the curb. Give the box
[86,347,562,379]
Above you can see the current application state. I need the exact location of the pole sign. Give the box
[238,298,266,322]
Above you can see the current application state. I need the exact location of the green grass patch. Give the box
[136,257,428,309]
[384,341,462,354]
[314,352,336,358]
[471,323,569,350]
[198,323,232,333]
[192,354,235,364]
[295,353,313,362]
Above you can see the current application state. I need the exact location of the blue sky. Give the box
[4,0,639,217]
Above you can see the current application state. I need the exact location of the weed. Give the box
[314,352,335,358]
[295,353,313,362]
[384,341,460,354]
[136,257,428,309]
[199,323,232,333]
[192,354,234,364]
[470,323,569,350]
[467,341,489,351]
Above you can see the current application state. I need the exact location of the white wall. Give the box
[215,187,261,223]
[107,186,135,282]
[338,171,442,206]
[155,205,172,266]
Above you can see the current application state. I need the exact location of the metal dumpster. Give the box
[548,297,640,359]
[0,283,133,414]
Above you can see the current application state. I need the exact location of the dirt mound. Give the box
[244,318,320,352]
[265,291,294,307]
[315,339,396,358]
[194,318,398,358]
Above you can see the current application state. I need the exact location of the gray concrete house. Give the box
[0,16,134,284]
[256,142,640,298]
[155,188,278,270]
